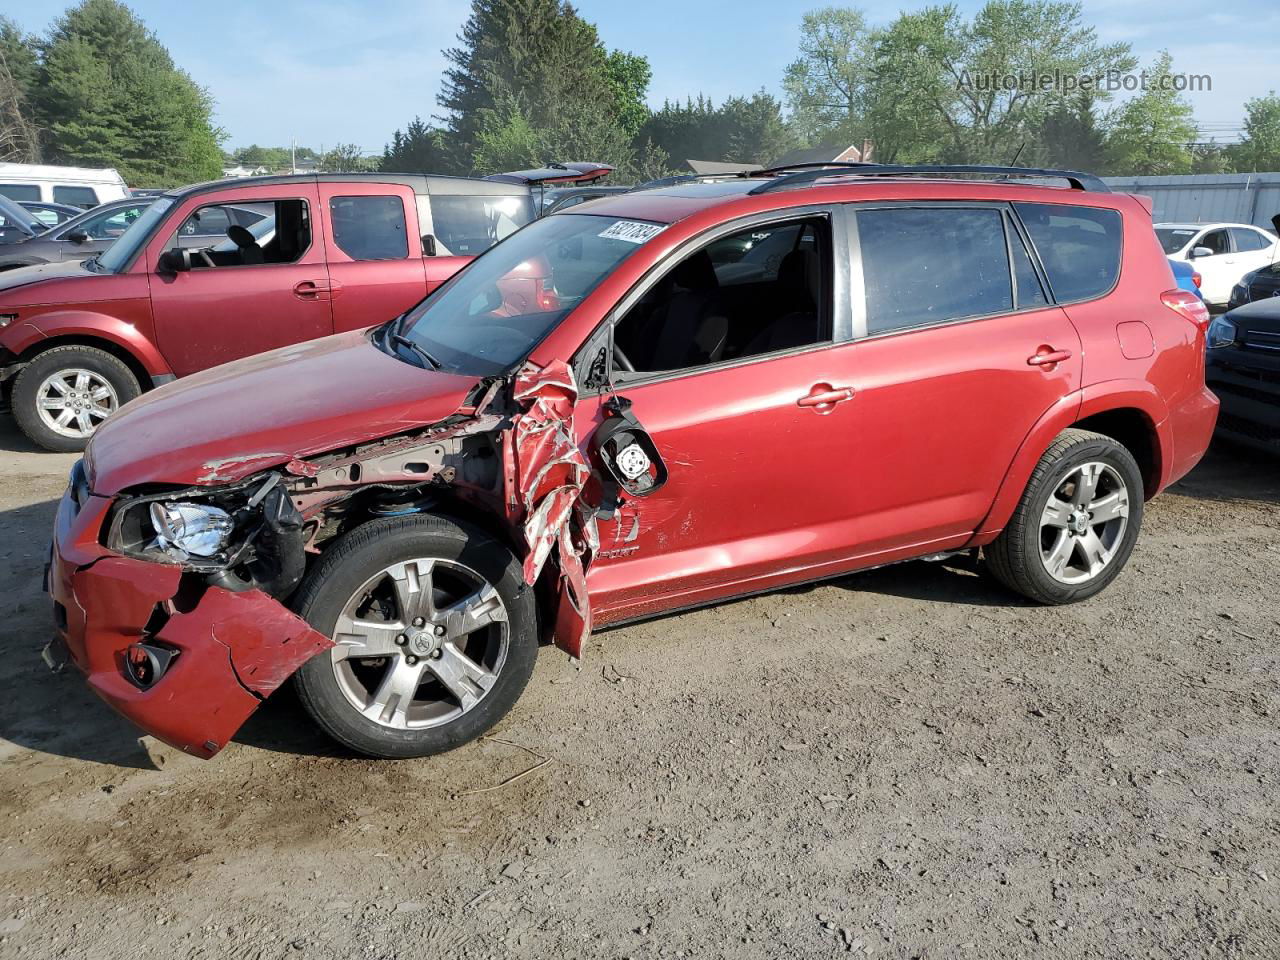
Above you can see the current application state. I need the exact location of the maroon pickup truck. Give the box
[0,165,611,450]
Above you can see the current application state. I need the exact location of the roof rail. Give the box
[745,163,1110,195]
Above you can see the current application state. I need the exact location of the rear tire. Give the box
[11,345,140,452]
[292,515,538,759]
[985,429,1143,604]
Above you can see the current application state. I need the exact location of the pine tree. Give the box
[36,0,223,185]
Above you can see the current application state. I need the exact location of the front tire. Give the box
[292,515,538,759]
[11,345,140,452]
[985,429,1144,604]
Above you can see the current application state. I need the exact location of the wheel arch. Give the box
[974,384,1170,540]
[12,329,162,394]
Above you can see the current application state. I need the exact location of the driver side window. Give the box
[1198,229,1229,256]
[167,198,311,269]
[612,217,831,376]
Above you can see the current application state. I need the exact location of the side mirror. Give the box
[157,248,191,274]
[422,234,437,257]
[1190,246,1214,259]
[66,230,90,244]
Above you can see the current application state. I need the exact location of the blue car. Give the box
[1169,257,1204,301]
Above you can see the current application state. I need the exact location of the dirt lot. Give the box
[0,419,1277,960]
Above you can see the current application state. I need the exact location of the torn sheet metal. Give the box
[509,360,597,657]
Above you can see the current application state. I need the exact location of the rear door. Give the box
[317,182,429,332]
[148,184,334,376]
[845,202,1084,559]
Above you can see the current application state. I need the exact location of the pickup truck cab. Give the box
[0,167,611,451]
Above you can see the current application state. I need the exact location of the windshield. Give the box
[395,213,665,376]
[1156,227,1198,255]
[97,197,175,273]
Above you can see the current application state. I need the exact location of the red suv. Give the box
[44,164,1218,760]
[0,165,611,451]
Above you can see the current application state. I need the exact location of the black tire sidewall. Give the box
[1015,437,1145,603]
[292,516,538,759]
[12,347,141,452]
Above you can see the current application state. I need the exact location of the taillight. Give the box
[1161,288,1209,328]
[1191,272,1202,289]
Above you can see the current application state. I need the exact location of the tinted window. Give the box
[1010,229,1049,308]
[0,184,40,202]
[430,195,534,256]
[53,185,99,208]
[857,206,1013,335]
[329,195,408,260]
[1014,202,1122,303]
[1230,227,1268,252]
[1155,227,1197,254]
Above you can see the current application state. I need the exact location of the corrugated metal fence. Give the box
[1101,173,1280,230]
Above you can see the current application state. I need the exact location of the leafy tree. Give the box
[1229,92,1280,173]
[0,18,39,161]
[603,49,651,137]
[35,0,223,185]
[319,142,375,173]
[783,7,871,146]
[0,17,38,98]
[1103,51,1197,175]
[1032,92,1108,170]
[641,92,795,166]
[381,117,449,173]
[1191,141,1229,175]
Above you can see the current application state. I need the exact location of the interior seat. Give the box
[226,224,264,265]
[742,248,822,356]
[645,251,729,370]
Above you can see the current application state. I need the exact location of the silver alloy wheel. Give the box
[1039,461,1131,584]
[329,557,509,730]
[35,368,120,439]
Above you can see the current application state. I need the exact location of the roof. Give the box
[1155,221,1274,231]
[164,172,534,201]
[0,162,127,183]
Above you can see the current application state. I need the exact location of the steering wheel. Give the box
[613,343,636,373]
[195,248,215,269]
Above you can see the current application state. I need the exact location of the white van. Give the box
[0,163,131,208]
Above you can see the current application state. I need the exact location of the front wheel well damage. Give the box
[1070,408,1161,498]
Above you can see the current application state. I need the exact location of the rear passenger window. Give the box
[430,195,534,256]
[1010,229,1048,308]
[329,195,408,260]
[53,185,99,208]
[856,206,1013,336]
[1230,228,1267,252]
[0,184,40,201]
[1014,202,1122,303]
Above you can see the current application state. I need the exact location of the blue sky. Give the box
[3,0,1276,154]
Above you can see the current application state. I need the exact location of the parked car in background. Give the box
[0,168,604,450]
[1206,298,1280,452]
[20,201,83,229]
[42,164,1217,760]
[1169,257,1204,301]
[1156,220,1278,306]
[0,198,156,271]
[540,185,633,215]
[0,194,44,245]
[0,163,131,208]
[1228,260,1280,309]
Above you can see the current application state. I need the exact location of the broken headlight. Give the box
[148,502,233,560]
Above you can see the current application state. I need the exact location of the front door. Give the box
[845,203,1083,558]
[580,210,863,621]
[148,184,333,377]
[1189,227,1235,304]
[317,182,429,333]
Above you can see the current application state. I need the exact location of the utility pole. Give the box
[291,137,296,174]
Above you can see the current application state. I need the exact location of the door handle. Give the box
[1027,348,1072,366]
[797,384,854,411]
[293,279,331,300]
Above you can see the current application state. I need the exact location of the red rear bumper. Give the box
[47,487,331,758]
[1165,384,1220,488]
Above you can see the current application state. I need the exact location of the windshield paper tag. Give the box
[599,220,665,245]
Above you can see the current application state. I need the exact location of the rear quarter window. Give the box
[1015,202,1122,303]
[0,184,41,202]
[53,185,100,208]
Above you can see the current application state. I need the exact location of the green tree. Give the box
[36,0,223,185]
[1103,51,1197,175]
[641,92,795,166]
[319,142,375,173]
[0,17,38,97]
[0,17,39,161]
[603,49,651,137]
[783,7,871,146]
[381,117,449,173]
[1032,91,1108,170]
[1229,92,1280,172]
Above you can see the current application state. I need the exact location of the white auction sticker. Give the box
[598,220,665,244]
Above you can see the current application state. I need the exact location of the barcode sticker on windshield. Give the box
[599,220,665,244]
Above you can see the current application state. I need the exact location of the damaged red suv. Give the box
[45,164,1218,759]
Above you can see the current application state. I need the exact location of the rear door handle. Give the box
[293,279,331,300]
[797,384,854,411]
[1028,348,1072,366]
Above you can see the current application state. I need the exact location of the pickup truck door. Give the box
[316,182,429,333]
[147,183,333,377]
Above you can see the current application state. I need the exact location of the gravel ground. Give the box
[0,418,1277,960]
